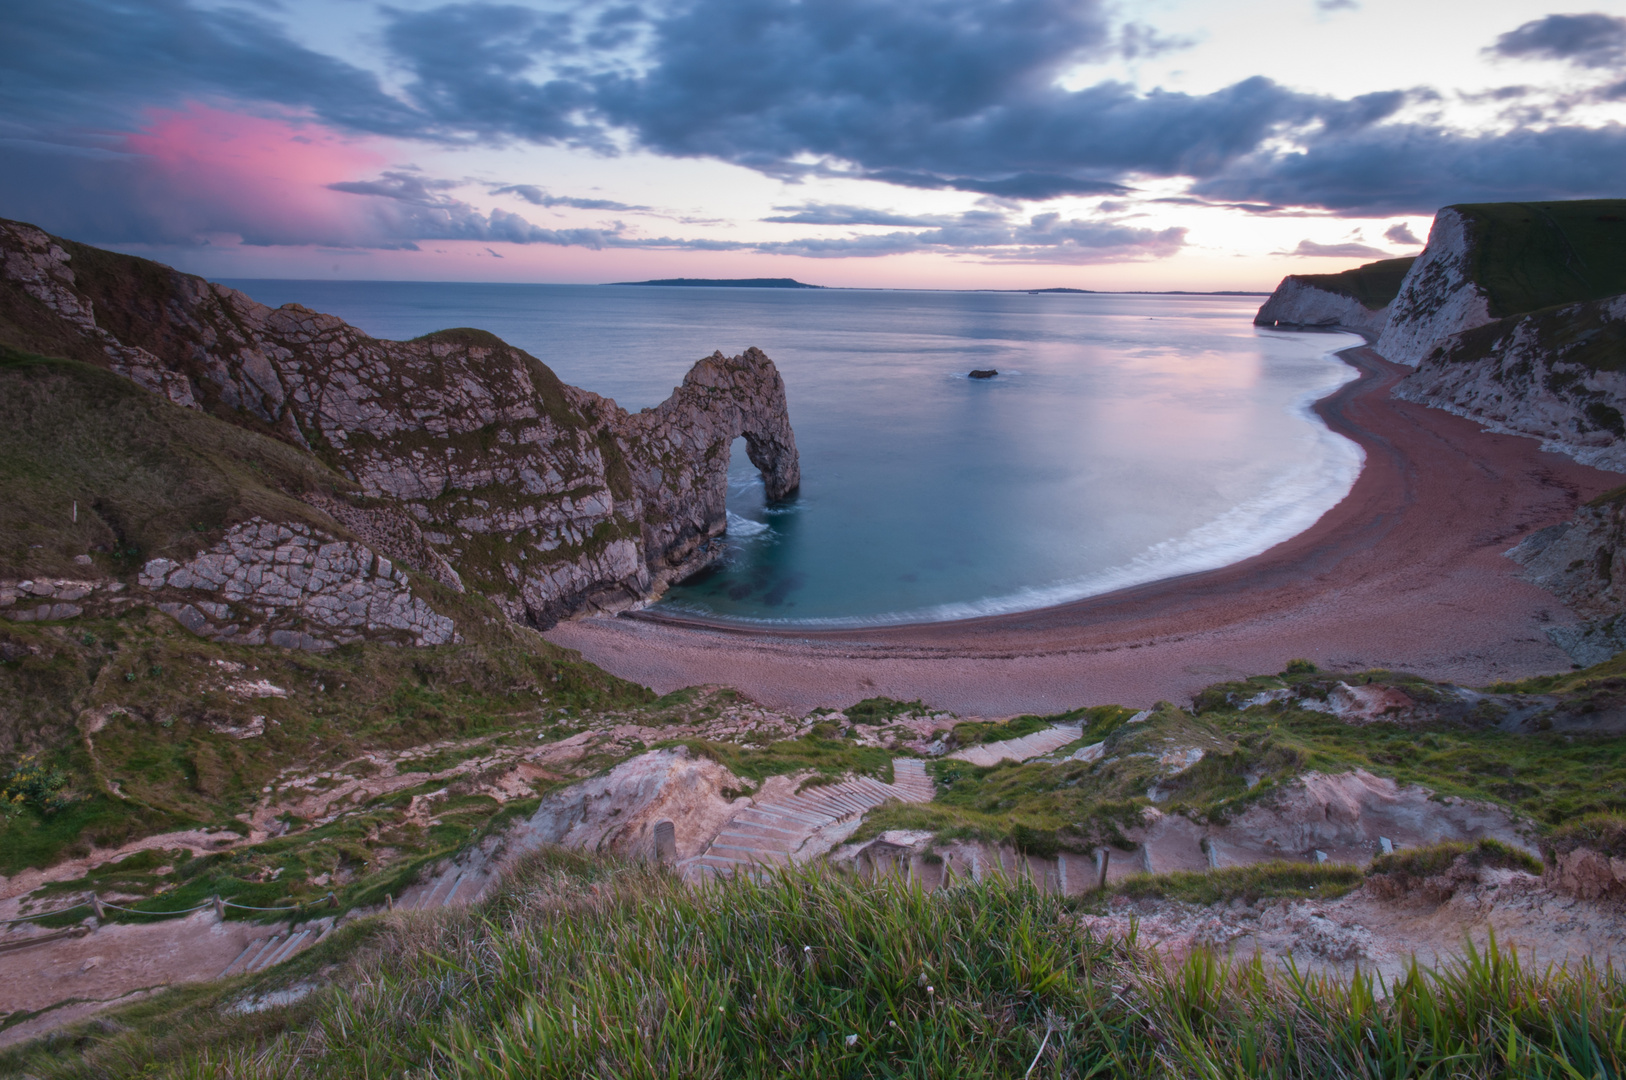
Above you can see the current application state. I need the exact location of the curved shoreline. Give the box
[547,346,1618,714]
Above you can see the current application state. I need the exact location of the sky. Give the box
[4,0,1626,290]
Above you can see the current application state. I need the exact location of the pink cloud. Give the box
[121,103,394,246]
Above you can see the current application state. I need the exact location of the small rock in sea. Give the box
[968,369,998,379]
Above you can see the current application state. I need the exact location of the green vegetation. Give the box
[0,346,344,581]
[1455,200,1626,318]
[1111,861,1365,906]
[841,696,930,723]
[0,597,657,915]
[6,854,1625,1079]
[859,669,1626,856]
[1370,837,1542,881]
[1291,257,1416,310]
[1546,814,1626,862]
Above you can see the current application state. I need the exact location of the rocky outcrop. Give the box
[507,746,746,862]
[1375,209,1497,366]
[0,576,123,623]
[1395,293,1626,472]
[0,220,800,629]
[1545,847,1626,900]
[137,518,457,650]
[1254,277,1391,338]
[1506,491,1626,665]
[1129,770,1533,874]
[1544,817,1626,900]
[618,349,800,596]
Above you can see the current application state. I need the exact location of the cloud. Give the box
[490,184,648,210]
[1118,22,1195,60]
[328,171,623,247]
[10,0,1626,249]
[1383,222,1421,245]
[1194,122,1626,215]
[1489,13,1626,69]
[0,106,399,248]
[1316,0,1359,11]
[380,3,606,148]
[761,203,956,226]
[755,210,1187,262]
[3,0,420,141]
[586,0,1347,198]
[1283,239,1390,258]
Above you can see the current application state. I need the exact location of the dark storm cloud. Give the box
[1194,122,1626,216]
[2,0,419,139]
[380,3,605,147]
[1490,13,1626,69]
[584,0,1339,194]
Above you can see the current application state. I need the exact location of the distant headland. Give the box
[608,277,824,289]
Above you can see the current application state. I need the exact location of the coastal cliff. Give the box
[1257,199,1626,662]
[1374,209,1496,364]
[1393,293,1626,472]
[0,219,798,636]
[1253,257,1413,338]
[1257,201,1626,472]
[1384,201,1626,471]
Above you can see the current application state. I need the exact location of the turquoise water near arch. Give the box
[225,281,1363,627]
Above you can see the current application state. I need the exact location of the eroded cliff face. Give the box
[1375,209,1497,366]
[1506,492,1626,665]
[1248,276,1378,335]
[1394,294,1626,472]
[1253,277,1391,338]
[0,219,799,632]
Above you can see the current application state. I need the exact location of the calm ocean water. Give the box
[224,281,1364,627]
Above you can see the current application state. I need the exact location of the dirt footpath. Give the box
[0,911,288,1048]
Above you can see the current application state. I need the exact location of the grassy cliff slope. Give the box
[1455,200,1626,318]
[1285,257,1416,311]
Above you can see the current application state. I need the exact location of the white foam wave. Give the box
[725,511,771,538]
[670,345,1365,629]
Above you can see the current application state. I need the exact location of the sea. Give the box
[223,281,1365,628]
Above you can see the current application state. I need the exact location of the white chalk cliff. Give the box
[1253,276,1392,338]
[1375,209,1497,366]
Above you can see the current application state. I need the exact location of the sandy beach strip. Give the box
[546,347,1620,716]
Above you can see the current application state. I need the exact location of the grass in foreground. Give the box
[7,852,1624,1079]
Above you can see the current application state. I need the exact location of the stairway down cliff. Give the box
[0,219,798,630]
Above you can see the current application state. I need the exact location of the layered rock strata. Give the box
[0,219,799,629]
[137,518,457,650]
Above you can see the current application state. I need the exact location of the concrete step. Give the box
[685,758,940,882]
[737,805,826,827]
[721,818,802,839]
